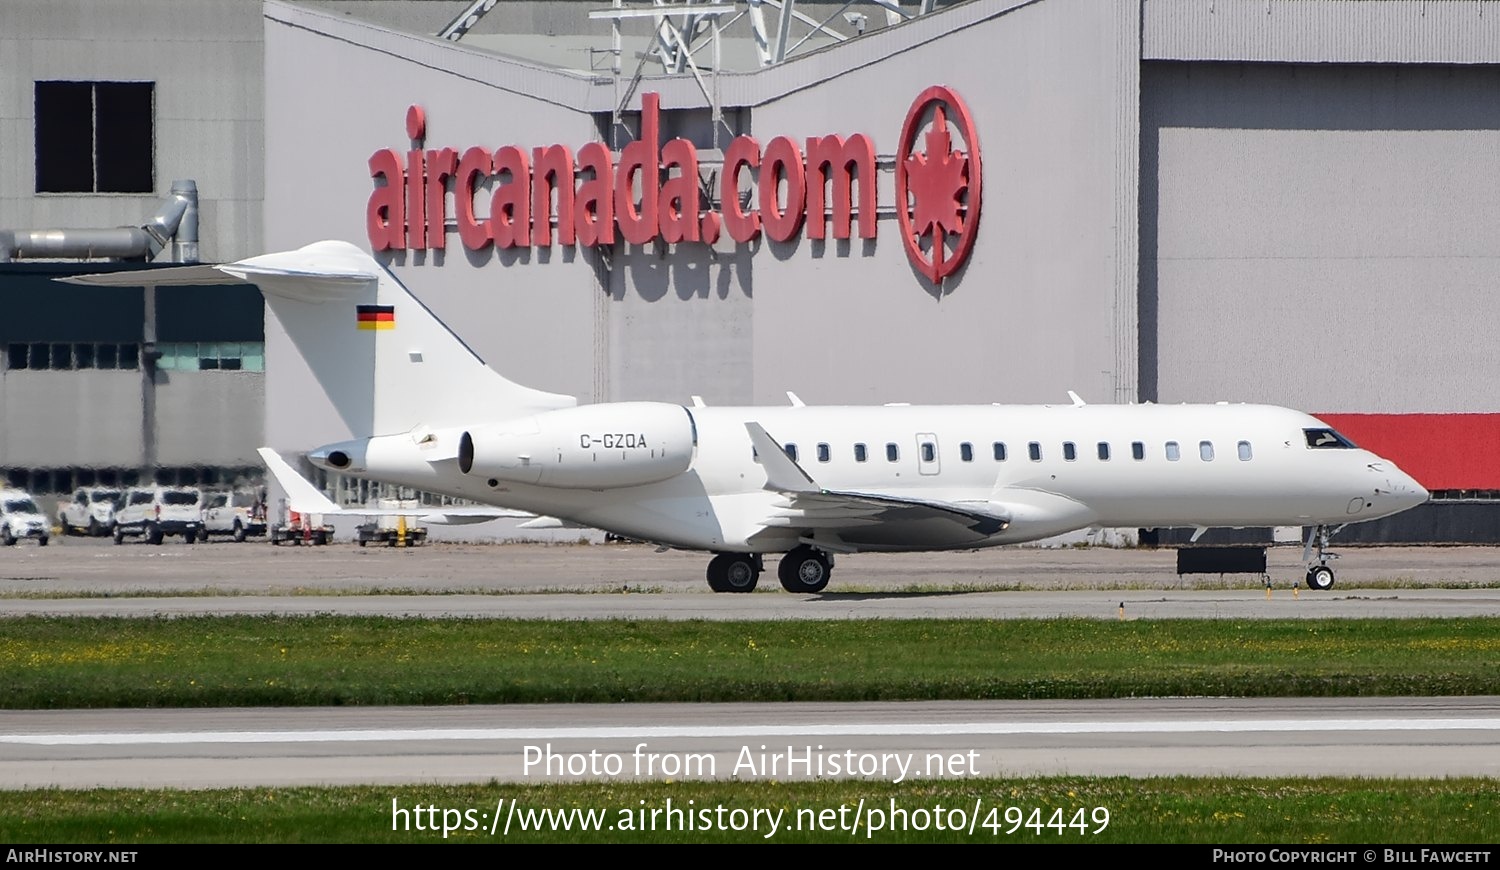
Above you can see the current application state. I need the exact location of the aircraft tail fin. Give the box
[65,241,576,439]
[228,241,575,437]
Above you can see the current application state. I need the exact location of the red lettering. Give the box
[406,148,426,250]
[659,138,699,244]
[492,146,530,249]
[760,136,805,243]
[425,148,458,250]
[367,149,405,251]
[531,144,576,247]
[722,136,761,244]
[804,134,876,240]
[455,146,493,250]
[575,142,615,246]
[615,93,661,246]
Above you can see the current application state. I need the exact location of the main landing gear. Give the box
[705,545,835,594]
[1303,524,1341,591]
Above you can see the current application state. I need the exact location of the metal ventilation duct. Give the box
[0,179,200,264]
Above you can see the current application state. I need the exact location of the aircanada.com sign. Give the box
[367,86,982,284]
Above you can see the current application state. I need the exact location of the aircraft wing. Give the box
[743,423,1011,536]
[257,447,533,525]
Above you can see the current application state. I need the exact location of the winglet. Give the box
[690,395,706,408]
[786,391,806,407]
[744,423,819,494]
[1068,391,1086,407]
[257,447,341,515]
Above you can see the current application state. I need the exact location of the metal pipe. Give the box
[0,179,199,263]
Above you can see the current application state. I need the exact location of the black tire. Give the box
[1306,565,1335,591]
[113,524,124,545]
[182,530,196,544]
[1,527,15,547]
[358,539,367,548]
[87,518,100,537]
[60,519,72,537]
[147,524,164,546]
[706,553,759,593]
[232,520,246,543]
[314,531,328,546]
[778,545,832,594]
[38,536,48,547]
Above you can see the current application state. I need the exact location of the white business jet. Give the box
[66,241,1428,594]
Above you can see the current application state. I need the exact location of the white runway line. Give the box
[4,717,1498,745]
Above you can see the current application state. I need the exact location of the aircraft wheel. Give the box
[707,553,759,593]
[1306,565,1335,591]
[778,545,832,594]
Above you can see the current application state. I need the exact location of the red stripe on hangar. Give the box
[1316,413,1500,491]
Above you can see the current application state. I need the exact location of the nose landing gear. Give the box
[1303,524,1344,590]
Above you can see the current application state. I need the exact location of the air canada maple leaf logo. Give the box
[895,86,982,285]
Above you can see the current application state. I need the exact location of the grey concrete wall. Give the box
[154,372,265,466]
[0,368,262,468]
[0,0,264,264]
[1141,62,1500,412]
[0,370,145,467]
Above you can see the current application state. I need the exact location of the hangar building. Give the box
[4,0,1498,541]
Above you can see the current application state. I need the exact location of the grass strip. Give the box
[2,616,1498,708]
[2,777,1496,843]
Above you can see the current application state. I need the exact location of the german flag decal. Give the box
[357,304,395,330]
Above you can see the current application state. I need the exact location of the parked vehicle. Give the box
[112,486,204,545]
[355,519,427,547]
[58,487,122,537]
[268,510,333,546]
[0,489,50,546]
[200,490,268,542]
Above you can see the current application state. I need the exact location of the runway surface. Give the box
[4,541,1497,792]
[3,539,1500,620]
[2,697,1496,789]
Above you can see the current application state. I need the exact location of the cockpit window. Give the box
[1304,428,1357,449]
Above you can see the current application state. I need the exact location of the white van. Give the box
[0,489,51,546]
[112,486,204,545]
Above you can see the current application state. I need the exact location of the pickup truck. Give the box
[200,490,268,542]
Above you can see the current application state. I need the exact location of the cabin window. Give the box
[921,442,937,463]
[1028,442,1042,462]
[960,442,973,462]
[854,443,868,462]
[784,443,798,461]
[816,443,830,463]
[886,443,900,462]
[1063,442,1077,461]
[1200,440,1214,461]
[1165,441,1180,461]
[993,442,1007,461]
[1098,442,1111,461]
[1131,441,1145,461]
[1304,428,1357,449]
[1238,441,1253,461]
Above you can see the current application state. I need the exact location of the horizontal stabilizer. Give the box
[258,447,341,515]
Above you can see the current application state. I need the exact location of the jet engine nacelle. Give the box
[459,402,696,489]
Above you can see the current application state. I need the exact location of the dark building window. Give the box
[35,81,154,193]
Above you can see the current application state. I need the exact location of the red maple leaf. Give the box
[902,106,969,281]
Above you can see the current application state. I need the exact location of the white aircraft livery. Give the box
[66,241,1429,594]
